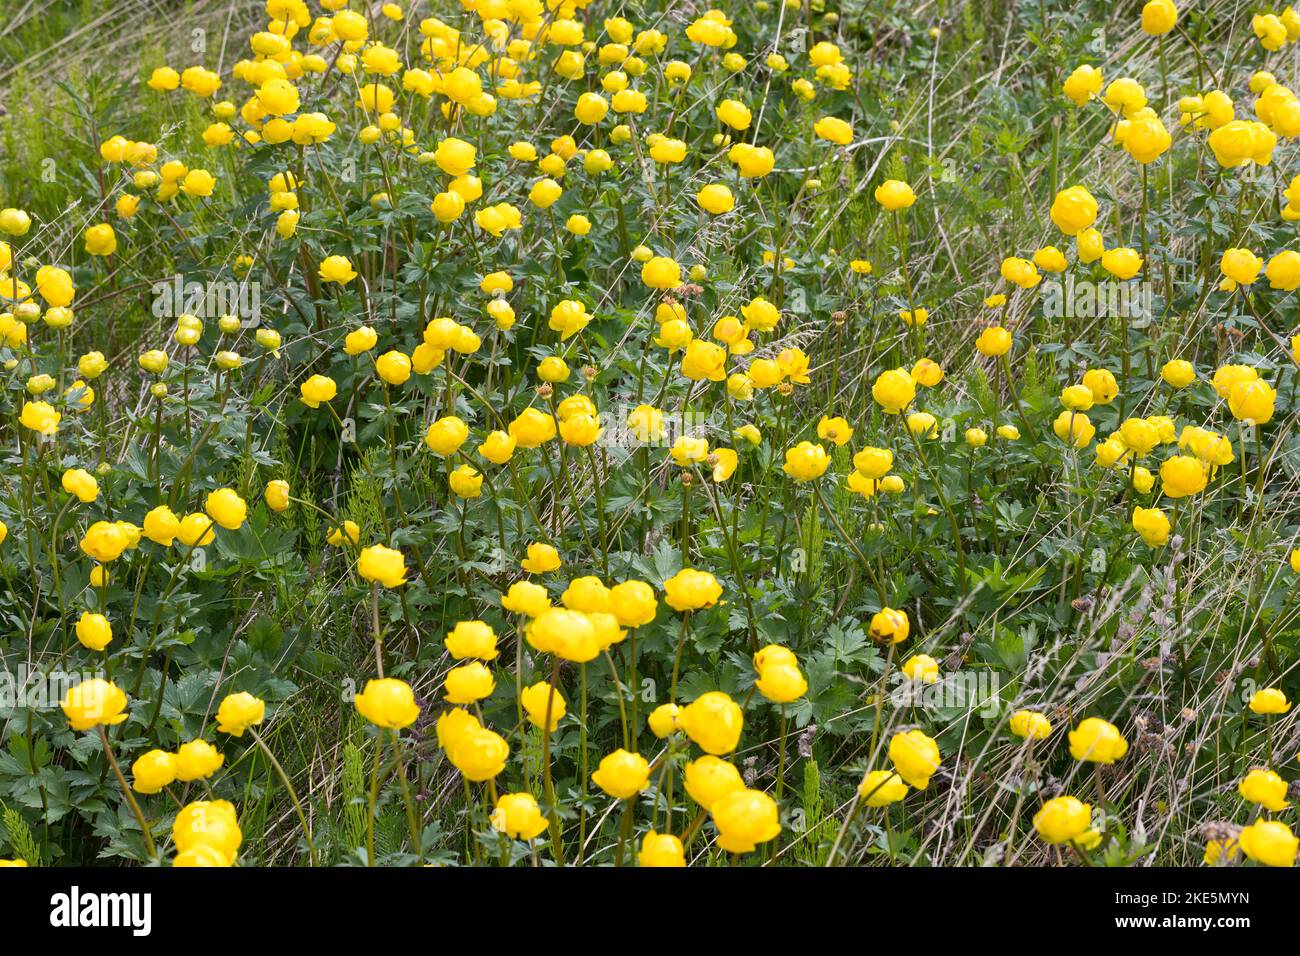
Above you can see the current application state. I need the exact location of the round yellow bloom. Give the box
[680,691,743,755]
[1068,717,1128,763]
[491,793,549,840]
[858,769,909,806]
[521,681,567,731]
[215,692,266,736]
[874,179,915,211]
[889,729,940,789]
[357,544,407,588]
[1239,767,1290,812]
[1009,710,1052,740]
[663,568,722,612]
[355,678,420,729]
[173,800,242,865]
[1238,819,1298,867]
[1249,687,1291,714]
[639,830,686,867]
[711,788,781,853]
[131,749,178,794]
[1033,795,1093,844]
[591,748,651,799]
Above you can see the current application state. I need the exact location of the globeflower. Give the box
[782,441,829,481]
[1239,768,1290,812]
[1132,507,1171,547]
[711,789,781,853]
[1249,687,1291,714]
[354,678,420,729]
[663,568,722,611]
[680,691,743,755]
[874,179,915,211]
[872,368,915,414]
[1033,796,1093,844]
[1238,820,1298,867]
[215,692,266,736]
[357,544,407,588]
[1068,717,1128,763]
[491,793,549,840]
[591,749,651,799]
[60,681,128,733]
[1159,455,1208,498]
[889,730,941,789]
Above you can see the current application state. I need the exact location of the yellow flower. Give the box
[445,620,498,661]
[1237,819,1298,867]
[648,703,682,738]
[491,793,549,840]
[81,520,129,562]
[1063,65,1103,107]
[175,739,225,781]
[260,479,291,514]
[61,468,98,503]
[527,608,600,662]
[1009,710,1052,740]
[1033,795,1092,844]
[858,770,909,806]
[711,788,780,853]
[1239,767,1290,812]
[1053,410,1096,448]
[20,400,60,435]
[205,488,247,530]
[444,661,496,704]
[684,755,745,809]
[889,729,940,789]
[1141,0,1178,35]
[813,115,853,145]
[639,830,686,867]
[663,568,722,612]
[318,254,357,284]
[680,691,743,755]
[1159,455,1208,498]
[874,179,916,211]
[609,580,657,627]
[1100,247,1143,279]
[901,654,939,683]
[592,749,651,799]
[1068,717,1128,763]
[449,464,483,498]
[299,374,337,408]
[521,542,562,574]
[1050,185,1098,236]
[869,607,909,643]
[173,800,242,866]
[215,692,266,736]
[872,368,916,414]
[1132,506,1171,547]
[1249,687,1291,714]
[521,681,567,731]
[782,441,829,481]
[448,726,510,781]
[424,416,469,456]
[131,750,178,794]
[357,544,407,588]
[756,656,808,702]
[355,678,420,728]
[176,512,214,548]
[498,579,550,617]
[641,256,682,290]
[697,183,735,214]
[74,611,112,651]
[1228,379,1276,424]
